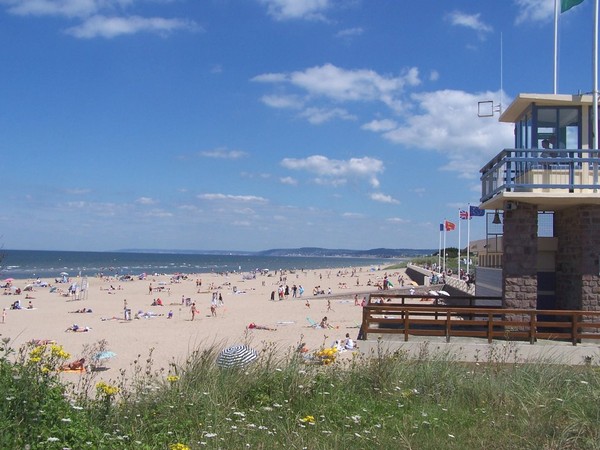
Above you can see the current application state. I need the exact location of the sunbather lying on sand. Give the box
[60,358,86,371]
[29,339,56,345]
[70,308,93,313]
[247,322,277,331]
[65,324,90,332]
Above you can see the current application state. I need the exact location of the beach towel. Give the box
[306,317,319,328]
[59,367,86,374]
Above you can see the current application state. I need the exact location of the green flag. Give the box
[561,0,585,13]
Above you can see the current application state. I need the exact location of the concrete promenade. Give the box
[357,335,600,366]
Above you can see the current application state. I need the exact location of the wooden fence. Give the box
[360,295,600,346]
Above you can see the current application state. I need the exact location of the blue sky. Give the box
[0,0,595,252]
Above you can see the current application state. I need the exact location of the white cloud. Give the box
[342,212,364,218]
[1,0,108,18]
[299,107,356,124]
[143,209,172,218]
[198,193,269,203]
[361,118,397,132]
[429,70,440,82]
[136,197,157,205]
[370,192,399,204]
[280,176,298,185]
[66,15,198,38]
[378,89,513,178]
[1,1,198,38]
[253,63,420,112]
[335,27,364,38]
[281,155,384,188]
[387,217,409,224]
[258,0,331,21]
[260,94,304,109]
[446,11,493,34]
[200,148,247,159]
[514,0,555,24]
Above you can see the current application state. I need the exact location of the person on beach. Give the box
[191,303,198,321]
[305,299,310,308]
[354,294,359,306]
[61,358,85,371]
[343,333,356,350]
[218,293,224,307]
[210,303,217,317]
[270,291,275,301]
[2,308,6,323]
[167,310,173,319]
[320,316,329,328]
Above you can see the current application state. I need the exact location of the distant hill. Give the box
[255,247,435,258]
[118,247,435,258]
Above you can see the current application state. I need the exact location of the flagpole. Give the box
[458,210,462,278]
[467,205,471,276]
[554,0,559,94]
[443,220,447,275]
[438,224,442,273]
[594,0,599,150]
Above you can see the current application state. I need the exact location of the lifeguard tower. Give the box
[479,93,600,314]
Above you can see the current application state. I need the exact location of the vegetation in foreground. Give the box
[1,337,600,449]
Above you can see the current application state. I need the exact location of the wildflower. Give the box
[167,375,180,383]
[448,434,455,438]
[300,415,315,424]
[169,444,191,450]
[96,381,119,397]
[204,433,217,438]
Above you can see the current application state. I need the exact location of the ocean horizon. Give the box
[0,249,404,280]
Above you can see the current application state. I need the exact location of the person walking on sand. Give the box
[305,299,310,308]
[2,308,6,324]
[191,303,198,321]
[123,299,131,321]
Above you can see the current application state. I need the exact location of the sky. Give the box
[0,0,596,252]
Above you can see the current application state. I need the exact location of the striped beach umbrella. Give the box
[216,345,258,369]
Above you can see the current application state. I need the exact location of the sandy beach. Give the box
[0,266,411,379]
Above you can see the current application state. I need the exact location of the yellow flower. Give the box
[50,344,70,360]
[300,415,316,424]
[169,444,190,450]
[96,381,119,397]
[167,375,180,383]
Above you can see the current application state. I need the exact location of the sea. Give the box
[0,249,401,280]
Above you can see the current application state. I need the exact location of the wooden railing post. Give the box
[572,312,578,346]
[529,311,536,345]
[445,311,451,343]
[404,312,409,342]
[361,307,369,340]
[487,312,493,343]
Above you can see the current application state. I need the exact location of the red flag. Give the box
[444,220,456,231]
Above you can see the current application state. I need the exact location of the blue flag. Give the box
[469,206,485,217]
[439,223,444,231]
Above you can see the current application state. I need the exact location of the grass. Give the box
[1,337,600,449]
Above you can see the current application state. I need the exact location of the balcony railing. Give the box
[480,149,600,203]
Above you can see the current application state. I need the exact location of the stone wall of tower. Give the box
[502,203,538,312]
[555,206,600,311]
